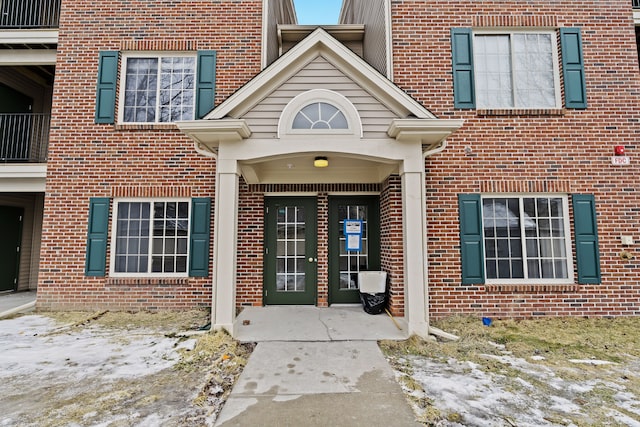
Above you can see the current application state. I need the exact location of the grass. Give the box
[19,310,254,426]
[380,316,640,426]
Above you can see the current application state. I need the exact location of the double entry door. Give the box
[263,196,380,305]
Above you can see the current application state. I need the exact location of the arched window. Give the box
[278,89,363,138]
[292,102,349,130]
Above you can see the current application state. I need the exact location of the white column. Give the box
[400,167,429,338]
[212,159,240,334]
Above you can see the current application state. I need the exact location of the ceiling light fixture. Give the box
[314,156,329,168]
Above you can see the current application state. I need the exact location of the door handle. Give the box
[308,257,317,263]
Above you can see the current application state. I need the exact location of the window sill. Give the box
[485,283,578,293]
[106,277,191,286]
[114,123,179,131]
[476,108,565,117]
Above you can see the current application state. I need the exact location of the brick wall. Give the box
[37,0,263,311]
[380,175,405,317]
[392,0,640,319]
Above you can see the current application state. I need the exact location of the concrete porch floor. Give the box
[233,305,409,342]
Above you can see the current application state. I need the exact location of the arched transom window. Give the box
[278,89,363,138]
[292,102,349,130]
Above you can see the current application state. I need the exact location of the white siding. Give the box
[243,56,397,139]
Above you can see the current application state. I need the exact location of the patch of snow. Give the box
[608,410,640,427]
[176,338,198,351]
[406,356,557,427]
[487,341,506,350]
[569,359,616,365]
[615,391,640,417]
[568,381,596,394]
[0,315,181,382]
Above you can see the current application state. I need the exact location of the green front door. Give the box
[328,196,381,304]
[264,197,317,305]
[0,206,23,292]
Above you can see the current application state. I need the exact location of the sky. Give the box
[293,0,343,25]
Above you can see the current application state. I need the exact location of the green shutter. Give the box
[95,51,119,124]
[560,28,587,109]
[572,194,600,284]
[451,28,476,109]
[189,197,211,277]
[458,194,485,284]
[196,51,217,119]
[85,198,110,276]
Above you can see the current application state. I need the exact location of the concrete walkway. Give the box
[234,305,409,342]
[216,306,419,426]
[0,291,36,316]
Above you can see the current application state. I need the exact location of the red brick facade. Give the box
[37,0,263,310]
[391,0,640,318]
[37,0,640,323]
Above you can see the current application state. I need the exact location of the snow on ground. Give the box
[0,314,208,427]
[388,347,640,426]
[397,355,565,426]
[0,315,182,382]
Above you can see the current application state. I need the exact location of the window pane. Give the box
[476,33,556,109]
[176,256,187,273]
[483,195,569,281]
[475,35,513,108]
[117,200,190,274]
[114,202,150,273]
[482,198,523,280]
[512,33,556,108]
[124,56,194,123]
[292,112,313,129]
[486,259,497,279]
[292,102,348,130]
[123,58,158,123]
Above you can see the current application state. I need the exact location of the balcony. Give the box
[0,0,60,29]
[0,113,50,163]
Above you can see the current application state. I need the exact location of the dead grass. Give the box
[43,308,210,332]
[381,316,640,426]
[10,310,253,426]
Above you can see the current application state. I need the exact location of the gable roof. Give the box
[205,27,437,121]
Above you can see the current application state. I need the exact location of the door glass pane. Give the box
[338,204,368,290]
[276,205,306,292]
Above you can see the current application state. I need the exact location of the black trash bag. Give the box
[360,291,387,315]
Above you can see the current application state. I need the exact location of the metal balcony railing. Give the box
[0,113,50,163]
[0,0,60,29]
[634,0,640,8]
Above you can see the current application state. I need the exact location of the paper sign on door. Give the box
[344,220,363,251]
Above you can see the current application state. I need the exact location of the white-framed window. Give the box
[278,89,363,137]
[482,195,572,283]
[473,31,561,109]
[292,102,349,130]
[111,199,190,276]
[120,53,196,123]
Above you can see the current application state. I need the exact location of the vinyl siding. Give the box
[340,0,388,76]
[243,56,397,138]
[264,0,297,67]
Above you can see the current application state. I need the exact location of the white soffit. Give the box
[0,49,57,65]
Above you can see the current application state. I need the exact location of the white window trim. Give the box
[472,29,562,110]
[117,51,197,124]
[278,89,363,138]
[109,198,191,278]
[481,193,574,285]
